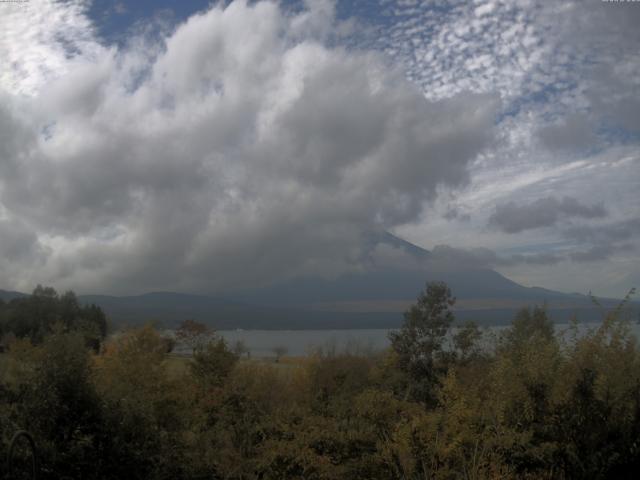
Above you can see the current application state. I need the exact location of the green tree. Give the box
[388,281,456,405]
[2,286,107,349]
[95,325,189,479]
[504,305,554,349]
[190,337,239,389]
[19,332,104,479]
[453,320,483,363]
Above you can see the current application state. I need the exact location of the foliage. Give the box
[190,336,239,389]
[503,305,555,350]
[388,281,456,405]
[0,286,107,349]
[175,319,213,353]
[453,320,484,363]
[3,332,103,479]
[94,324,191,479]
[1,283,639,479]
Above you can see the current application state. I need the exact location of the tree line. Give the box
[0,285,107,350]
[0,283,639,479]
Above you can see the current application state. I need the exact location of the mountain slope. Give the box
[3,234,632,329]
[81,233,630,328]
[0,289,27,302]
[234,232,584,307]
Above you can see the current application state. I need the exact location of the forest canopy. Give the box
[0,283,639,479]
[0,285,107,349]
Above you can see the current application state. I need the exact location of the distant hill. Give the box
[80,233,634,329]
[0,289,27,302]
[233,267,574,307]
[229,232,572,307]
[72,291,629,330]
[78,293,404,330]
[2,233,635,329]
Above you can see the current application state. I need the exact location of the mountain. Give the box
[233,267,569,307]
[224,232,623,327]
[0,289,27,302]
[76,292,400,330]
[2,234,633,329]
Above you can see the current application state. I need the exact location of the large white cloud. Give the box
[0,0,497,294]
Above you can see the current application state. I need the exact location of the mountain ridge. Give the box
[1,233,633,329]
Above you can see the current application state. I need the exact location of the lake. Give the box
[215,329,392,357]
[211,321,640,357]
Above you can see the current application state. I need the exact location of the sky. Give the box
[0,0,638,298]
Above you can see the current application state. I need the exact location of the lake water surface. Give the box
[213,322,640,357]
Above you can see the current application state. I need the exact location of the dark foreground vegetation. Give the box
[1,284,639,479]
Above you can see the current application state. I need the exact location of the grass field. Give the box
[163,352,305,380]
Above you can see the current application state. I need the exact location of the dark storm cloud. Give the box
[488,196,607,234]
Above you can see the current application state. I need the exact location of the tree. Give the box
[232,339,250,358]
[96,324,189,479]
[20,332,104,478]
[272,345,288,363]
[175,319,212,354]
[190,338,239,388]
[2,286,108,348]
[453,320,483,363]
[388,281,456,405]
[503,305,554,350]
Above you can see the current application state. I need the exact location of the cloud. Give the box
[562,218,640,263]
[374,0,640,298]
[569,245,616,263]
[427,243,622,270]
[507,252,564,266]
[0,217,49,288]
[1,0,637,299]
[488,196,607,234]
[429,244,499,270]
[443,205,470,222]
[378,0,640,116]
[565,218,640,245]
[429,244,564,269]
[114,3,127,15]
[537,113,596,152]
[0,218,45,262]
[0,0,104,97]
[0,0,497,294]
[367,240,566,273]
